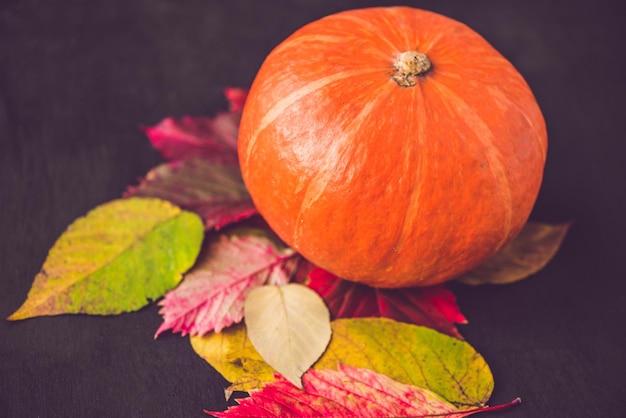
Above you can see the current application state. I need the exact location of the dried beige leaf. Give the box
[244,283,331,388]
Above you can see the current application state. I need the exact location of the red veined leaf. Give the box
[207,365,520,417]
[155,228,301,337]
[306,268,467,339]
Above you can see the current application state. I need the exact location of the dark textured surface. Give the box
[1,1,625,416]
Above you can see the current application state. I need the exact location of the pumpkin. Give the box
[238,6,547,288]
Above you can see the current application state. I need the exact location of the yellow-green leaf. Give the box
[8,198,204,320]
[191,323,274,391]
[191,318,493,407]
[457,221,571,285]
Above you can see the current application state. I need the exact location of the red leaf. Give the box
[143,88,248,163]
[208,365,519,417]
[155,230,301,337]
[306,268,467,339]
[224,87,248,113]
[125,158,257,230]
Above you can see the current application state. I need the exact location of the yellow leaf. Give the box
[190,323,272,391]
[191,318,493,407]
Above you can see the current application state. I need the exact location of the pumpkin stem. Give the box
[392,51,432,87]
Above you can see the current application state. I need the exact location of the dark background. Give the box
[1,0,625,416]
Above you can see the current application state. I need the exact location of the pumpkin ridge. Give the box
[390,6,456,54]
[394,82,429,260]
[271,34,348,54]
[329,12,400,54]
[243,68,380,173]
[416,30,445,55]
[485,85,548,163]
[431,81,514,249]
[293,86,395,248]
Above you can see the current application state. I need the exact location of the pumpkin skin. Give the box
[238,7,547,288]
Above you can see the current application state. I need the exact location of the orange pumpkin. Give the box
[238,6,547,288]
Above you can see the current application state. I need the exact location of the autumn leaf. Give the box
[208,366,519,418]
[223,87,248,113]
[8,198,204,320]
[155,228,302,337]
[144,88,247,163]
[130,88,256,230]
[191,318,493,407]
[244,283,332,388]
[306,268,467,338]
[315,318,492,407]
[125,158,257,230]
[457,221,571,285]
[191,323,274,392]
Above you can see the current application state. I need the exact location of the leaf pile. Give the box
[191,318,494,405]
[7,86,569,417]
[155,228,301,336]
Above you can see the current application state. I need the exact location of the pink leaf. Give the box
[306,268,467,339]
[125,158,258,230]
[208,365,519,417]
[143,88,248,163]
[155,230,302,337]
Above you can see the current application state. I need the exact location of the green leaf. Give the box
[318,318,493,407]
[8,198,204,320]
[191,318,493,407]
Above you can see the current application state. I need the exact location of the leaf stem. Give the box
[424,398,522,416]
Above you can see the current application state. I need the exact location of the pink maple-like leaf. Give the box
[143,88,248,164]
[208,365,519,417]
[306,268,467,339]
[155,232,305,337]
